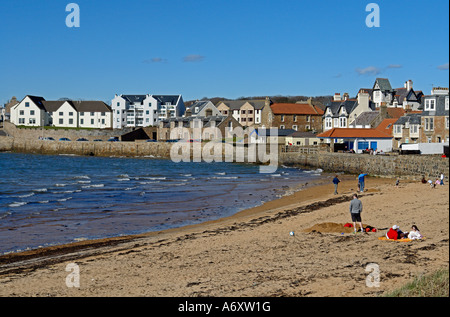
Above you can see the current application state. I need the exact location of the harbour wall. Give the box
[1,136,448,181]
[280,152,449,181]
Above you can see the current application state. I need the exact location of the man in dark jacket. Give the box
[333,175,340,195]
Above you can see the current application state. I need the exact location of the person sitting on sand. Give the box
[386,225,407,240]
[421,176,427,184]
[408,225,423,240]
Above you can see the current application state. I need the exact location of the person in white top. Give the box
[408,225,423,240]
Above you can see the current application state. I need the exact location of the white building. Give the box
[10,96,112,129]
[111,94,185,129]
[10,95,48,127]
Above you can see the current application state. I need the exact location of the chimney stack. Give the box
[333,93,341,101]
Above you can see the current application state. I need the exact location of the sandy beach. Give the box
[0,174,448,297]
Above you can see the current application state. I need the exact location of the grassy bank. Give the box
[383,268,449,297]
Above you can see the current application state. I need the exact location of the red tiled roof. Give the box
[271,103,324,115]
[375,118,397,135]
[317,128,392,139]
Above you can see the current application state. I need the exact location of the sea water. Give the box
[0,152,324,254]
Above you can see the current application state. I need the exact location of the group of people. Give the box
[332,172,367,195]
[386,224,423,240]
[348,193,424,240]
[421,173,445,189]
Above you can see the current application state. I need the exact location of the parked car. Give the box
[93,139,103,142]
[165,139,179,143]
[107,137,120,142]
[76,138,89,142]
[43,137,55,141]
[146,139,158,142]
[59,138,71,141]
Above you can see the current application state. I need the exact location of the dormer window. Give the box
[425,99,436,111]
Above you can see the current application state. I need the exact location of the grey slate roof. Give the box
[26,96,46,110]
[394,113,422,126]
[373,78,393,92]
[421,94,449,117]
[324,100,358,117]
[121,95,148,104]
[152,95,181,105]
[354,111,380,126]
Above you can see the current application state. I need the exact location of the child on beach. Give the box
[408,225,423,240]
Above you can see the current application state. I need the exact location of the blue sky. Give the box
[0,0,448,104]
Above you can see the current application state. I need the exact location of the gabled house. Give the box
[10,95,48,127]
[216,98,271,127]
[372,78,395,107]
[185,100,222,117]
[361,78,423,110]
[270,100,324,132]
[10,96,112,129]
[323,92,375,131]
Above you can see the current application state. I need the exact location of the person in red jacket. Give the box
[386,225,403,240]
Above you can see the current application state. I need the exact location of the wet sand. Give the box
[0,175,448,297]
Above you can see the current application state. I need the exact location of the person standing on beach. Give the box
[332,175,341,195]
[440,173,445,186]
[358,173,368,192]
[349,193,363,233]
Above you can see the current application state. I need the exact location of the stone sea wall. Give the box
[1,135,448,181]
[280,152,449,181]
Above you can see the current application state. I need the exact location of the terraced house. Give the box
[10,95,112,129]
[216,98,271,127]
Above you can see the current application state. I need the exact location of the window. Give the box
[248,110,253,114]
[59,119,63,125]
[410,125,418,134]
[446,117,449,129]
[69,112,73,116]
[69,119,74,125]
[425,99,436,111]
[81,119,84,124]
[25,102,30,107]
[280,125,285,129]
[306,115,310,122]
[101,112,105,116]
[325,117,332,129]
[281,115,285,122]
[334,118,339,127]
[394,125,402,134]
[446,97,449,110]
[293,115,297,122]
[80,112,84,116]
[91,112,94,116]
[19,118,25,124]
[59,112,63,116]
[117,102,120,107]
[358,141,369,150]
[339,117,347,128]
[20,110,24,115]
[425,117,434,131]
[241,110,246,114]
[91,119,94,125]
[292,125,298,131]
[30,110,35,115]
